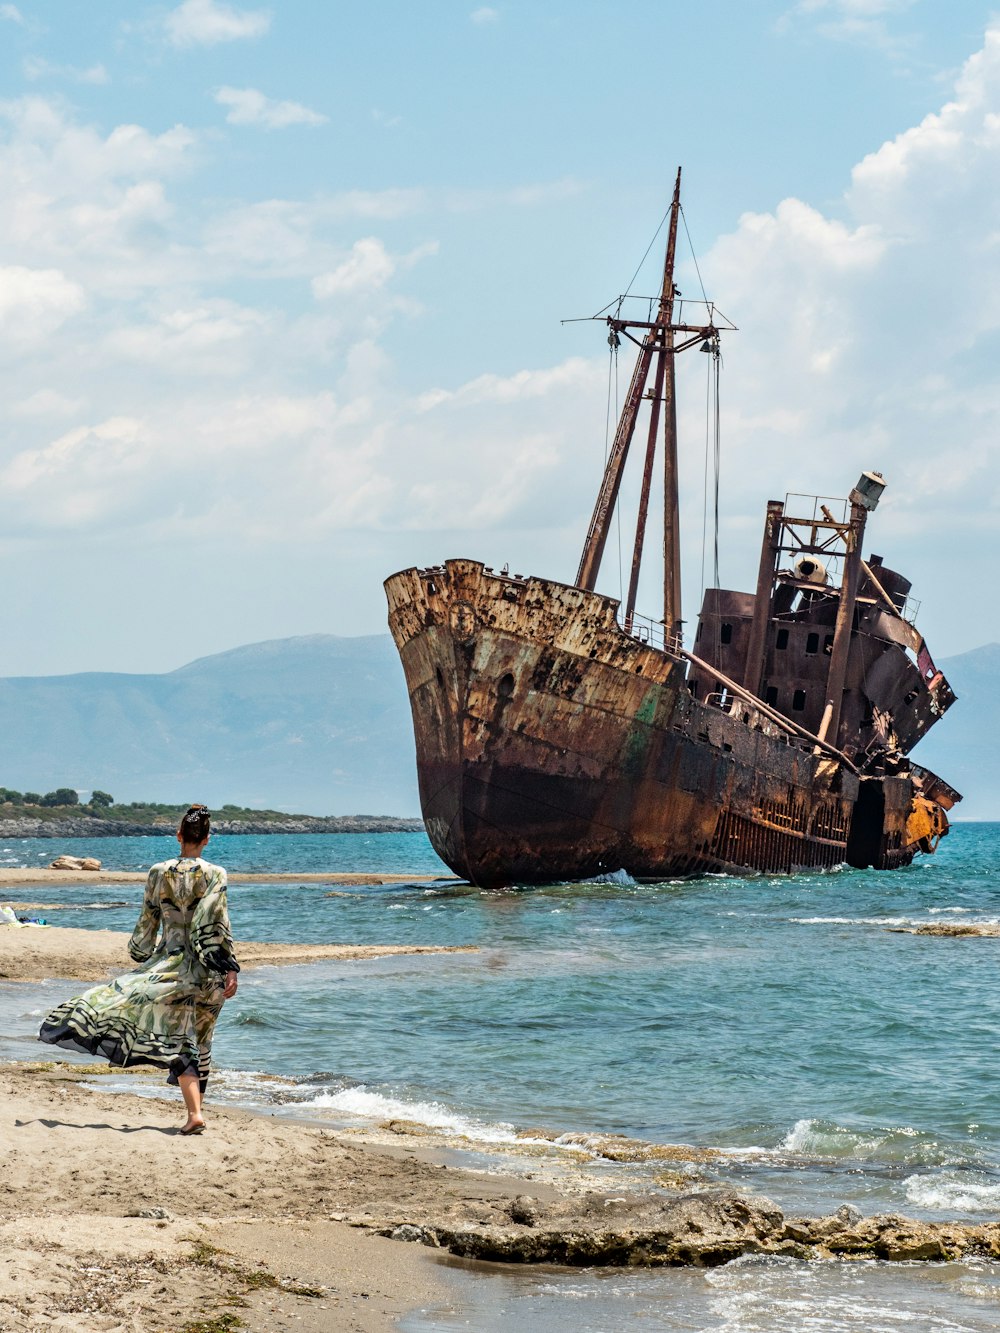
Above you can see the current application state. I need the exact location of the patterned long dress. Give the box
[39,856,239,1092]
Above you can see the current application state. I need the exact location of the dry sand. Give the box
[0,1059,521,1332]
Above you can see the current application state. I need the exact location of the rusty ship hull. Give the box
[386,559,941,888]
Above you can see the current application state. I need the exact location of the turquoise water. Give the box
[6,824,1000,1330]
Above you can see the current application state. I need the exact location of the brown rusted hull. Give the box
[385,560,933,888]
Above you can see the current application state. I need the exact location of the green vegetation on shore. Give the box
[0,790,422,832]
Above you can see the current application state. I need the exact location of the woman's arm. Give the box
[190,866,241,976]
[128,869,162,962]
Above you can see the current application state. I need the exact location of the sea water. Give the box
[4,824,1000,1330]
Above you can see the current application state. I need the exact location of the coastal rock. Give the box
[398,1191,1000,1270]
[49,855,102,871]
[390,1224,430,1244]
[428,1190,788,1267]
[895,923,1000,938]
[519,1128,727,1164]
[508,1195,543,1226]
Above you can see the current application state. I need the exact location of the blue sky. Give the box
[0,0,996,674]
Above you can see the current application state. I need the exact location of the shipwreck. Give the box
[385,171,960,888]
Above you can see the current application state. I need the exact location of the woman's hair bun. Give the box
[180,803,211,841]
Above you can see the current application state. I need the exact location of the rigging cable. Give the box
[682,199,722,592]
[623,210,670,302]
[679,204,709,306]
[701,342,711,597]
[603,336,624,605]
[713,341,722,590]
[614,345,623,603]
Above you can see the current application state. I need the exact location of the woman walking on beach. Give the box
[39,804,239,1135]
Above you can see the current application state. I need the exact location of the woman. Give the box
[39,804,239,1135]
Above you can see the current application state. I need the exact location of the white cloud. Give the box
[214,86,327,130]
[312,239,396,298]
[782,0,918,54]
[104,300,271,375]
[471,7,499,22]
[0,265,85,342]
[12,389,87,418]
[0,4,24,22]
[164,0,270,48]
[23,57,110,84]
[796,0,913,14]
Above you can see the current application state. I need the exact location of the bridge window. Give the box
[765,685,779,706]
[776,629,789,650]
[720,623,733,645]
[792,689,806,711]
[805,632,819,656]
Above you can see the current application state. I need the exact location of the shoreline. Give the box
[5,1048,1000,1330]
[4,929,1000,1274]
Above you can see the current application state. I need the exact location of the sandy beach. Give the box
[0,1059,497,1332]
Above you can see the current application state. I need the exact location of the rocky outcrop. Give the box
[375,1187,1000,1268]
[49,856,101,871]
[892,923,1000,938]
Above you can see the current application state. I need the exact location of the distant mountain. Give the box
[0,635,420,816]
[0,634,992,821]
[912,643,1000,821]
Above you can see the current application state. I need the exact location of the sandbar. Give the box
[0,923,474,982]
[0,867,453,886]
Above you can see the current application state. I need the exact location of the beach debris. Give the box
[49,855,102,871]
[126,1206,172,1219]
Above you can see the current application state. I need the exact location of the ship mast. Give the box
[575,169,725,648]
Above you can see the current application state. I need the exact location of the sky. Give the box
[0,0,997,676]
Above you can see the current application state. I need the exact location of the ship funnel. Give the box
[794,556,829,585]
[850,471,886,512]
